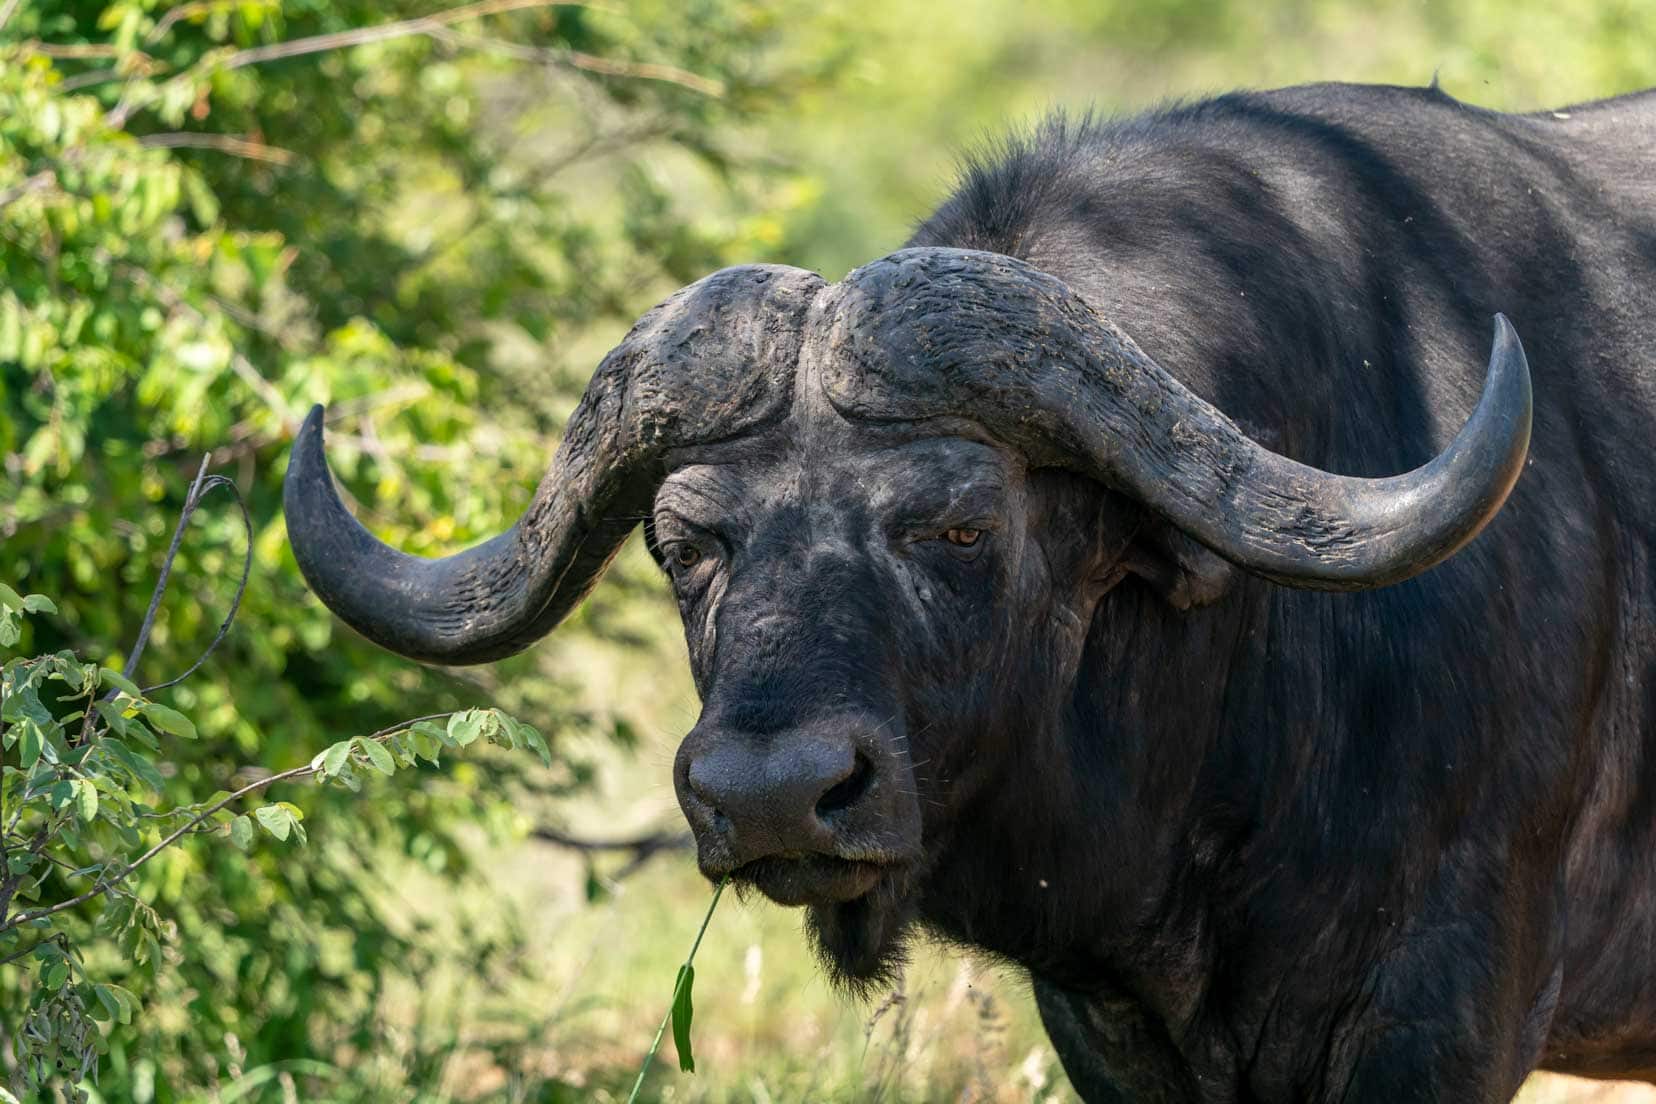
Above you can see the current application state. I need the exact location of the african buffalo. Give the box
[284,81,1656,1100]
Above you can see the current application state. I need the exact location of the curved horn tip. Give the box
[284,404,340,507]
[288,404,327,472]
[1485,313,1533,438]
[1490,313,1525,375]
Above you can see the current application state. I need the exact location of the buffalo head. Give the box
[284,247,1530,985]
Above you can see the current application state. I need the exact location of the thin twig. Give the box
[0,0,23,35]
[0,937,52,968]
[0,713,456,936]
[141,474,253,695]
[138,132,298,165]
[148,0,235,42]
[19,41,135,59]
[113,454,212,689]
[427,26,724,96]
[57,67,141,93]
[215,0,569,70]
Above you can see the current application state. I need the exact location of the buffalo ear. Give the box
[1119,522,1235,610]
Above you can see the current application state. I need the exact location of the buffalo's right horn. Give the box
[283,265,825,664]
[823,247,1531,591]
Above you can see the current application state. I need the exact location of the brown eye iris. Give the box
[944,528,982,547]
[672,543,702,568]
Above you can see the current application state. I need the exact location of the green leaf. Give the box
[0,583,23,612]
[359,737,396,776]
[254,804,292,842]
[52,655,84,691]
[521,724,553,768]
[103,983,137,1025]
[97,668,142,697]
[21,594,56,614]
[73,779,98,822]
[141,701,197,740]
[94,699,131,738]
[671,963,696,1073]
[320,739,352,776]
[43,960,69,990]
[103,738,164,790]
[447,710,483,747]
[92,984,121,1023]
[410,729,442,764]
[584,863,607,903]
[229,815,253,851]
[18,719,42,769]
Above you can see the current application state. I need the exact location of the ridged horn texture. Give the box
[283,264,826,664]
[820,247,1532,590]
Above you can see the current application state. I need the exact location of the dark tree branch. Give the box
[141,474,253,696]
[116,454,212,688]
[531,825,692,880]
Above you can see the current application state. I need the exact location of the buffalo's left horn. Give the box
[283,265,825,664]
[824,247,1531,590]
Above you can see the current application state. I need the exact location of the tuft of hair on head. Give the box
[907,106,1110,260]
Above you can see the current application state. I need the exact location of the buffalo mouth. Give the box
[734,853,889,907]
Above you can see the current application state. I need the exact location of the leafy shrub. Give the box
[2,473,552,1101]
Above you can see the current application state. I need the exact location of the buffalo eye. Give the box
[671,543,702,569]
[944,528,982,547]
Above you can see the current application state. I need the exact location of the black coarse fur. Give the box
[901,83,1656,1101]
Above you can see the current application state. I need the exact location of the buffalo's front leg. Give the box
[1032,975,1201,1104]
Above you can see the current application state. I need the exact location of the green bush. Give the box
[0,1,811,1098]
[3,556,549,1101]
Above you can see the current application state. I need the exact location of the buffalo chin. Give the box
[805,879,918,998]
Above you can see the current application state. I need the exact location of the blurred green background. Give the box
[2,0,1653,1100]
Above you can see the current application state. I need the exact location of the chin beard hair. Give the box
[805,880,918,1000]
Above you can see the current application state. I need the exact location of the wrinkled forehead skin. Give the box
[660,247,1068,461]
[655,248,1051,471]
[810,247,1101,467]
[599,263,828,456]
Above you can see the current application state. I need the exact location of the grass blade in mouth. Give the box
[626,875,728,1102]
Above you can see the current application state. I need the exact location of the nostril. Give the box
[815,753,873,819]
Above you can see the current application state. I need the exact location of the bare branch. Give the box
[19,41,134,60]
[215,0,568,70]
[111,455,213,693]
[141,474,253,695]
[56,0,718,135]
[531,824,691,880]
[428,26,725,97]
[138,132,298,166]
[148,0,233,42]
[0,937,53,968]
